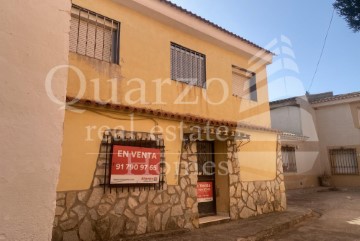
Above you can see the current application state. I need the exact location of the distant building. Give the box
[270,91,360,189]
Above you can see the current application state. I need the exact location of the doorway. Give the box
[197,141,216,217]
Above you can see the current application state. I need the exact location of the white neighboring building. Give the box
[0,1,70,240]
[270,92,360,189]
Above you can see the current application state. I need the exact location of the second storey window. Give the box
[232,66,257,101]
[171,43,206,88]
[69,5,120,64]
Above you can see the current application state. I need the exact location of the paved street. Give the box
[130,187,360,241]
[270,187,360,241]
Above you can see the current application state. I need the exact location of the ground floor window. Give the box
[329,148,359,175]
[281,146,297,172]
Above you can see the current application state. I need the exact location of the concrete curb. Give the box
[238,209,320,241]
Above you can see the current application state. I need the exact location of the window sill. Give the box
[232,94,258,103]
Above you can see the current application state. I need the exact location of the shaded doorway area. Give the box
[197,141,216,217]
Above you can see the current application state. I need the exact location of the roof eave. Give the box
[114,0,273,64]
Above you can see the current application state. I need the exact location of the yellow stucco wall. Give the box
[57,108,183,191]
[58,0,278,191]
[68,0,272,127]
[238,131,278,181]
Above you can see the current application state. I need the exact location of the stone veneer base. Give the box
[52,132,286,241]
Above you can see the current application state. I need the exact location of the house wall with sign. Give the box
[53,0,286,240]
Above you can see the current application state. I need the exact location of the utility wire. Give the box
[307,8,335,92]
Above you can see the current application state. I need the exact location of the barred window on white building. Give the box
[232,66,257,101]
[69,5,120,64]
[329,148,359,175]
[171,43,206,88]
[281,146,297,173]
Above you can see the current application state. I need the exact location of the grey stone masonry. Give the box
[52,132,199,241]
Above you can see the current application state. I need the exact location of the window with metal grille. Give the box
[329,148,359,175]
[232,66,257,101]
[171,43,206,88]
[281,146,297,172]
[69,5,120,64]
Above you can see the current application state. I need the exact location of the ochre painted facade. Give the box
[59,0,278,191]
[54,0,285,240]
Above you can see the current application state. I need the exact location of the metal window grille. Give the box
[329,148,359,175]
[102,130,166,192]
[197,141,215,176]
[171,43,206,88]
[281,146,297,172]
[232,66,257,101]
[69,5,120,64]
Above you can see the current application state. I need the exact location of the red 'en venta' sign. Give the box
[197,182,213,203]
[110,145,161,184]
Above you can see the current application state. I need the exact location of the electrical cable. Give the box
[307,8,335,92]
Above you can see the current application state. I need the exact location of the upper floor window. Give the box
[69,5,120,64]
[170,43,206,88]
[232,66,257,101]
[281,146,297,173]
[329,148,359,175]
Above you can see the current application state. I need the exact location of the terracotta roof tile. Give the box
[67,97,279,133]
[310,91,360,104]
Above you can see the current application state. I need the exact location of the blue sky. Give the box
[169,0,360,100]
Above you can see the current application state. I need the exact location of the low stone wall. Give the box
[52,134,286,241]
[52,133,199,241]
[228,139,286,219]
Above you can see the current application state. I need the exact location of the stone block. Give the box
[114,199,126,215]
[136,217,147,235]
[124,209,136,221]
[79,217,96,241]
[66,192,77,210]
[97,204,111,216]
[240,207,255,219]
[73,204,87,221]
[77,190,90,203]
[109,215,126,238]
[153,194,162,204]
[62,231,79,241]
[135,204,147,216]
[55,206,65,216]
[128,196,139,209]
[154,213,162,231]
[161,209,170,230]
[117,190,129,199]
[59,218,77,231]
[87,188,103,208]
[171,204,184,217]
[139,191,148,203]
[186,197,195,208]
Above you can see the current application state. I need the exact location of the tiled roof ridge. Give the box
[158,0,273,55]
[67,97,280,133]
[269,97,297,105]
[310,91,360,104]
